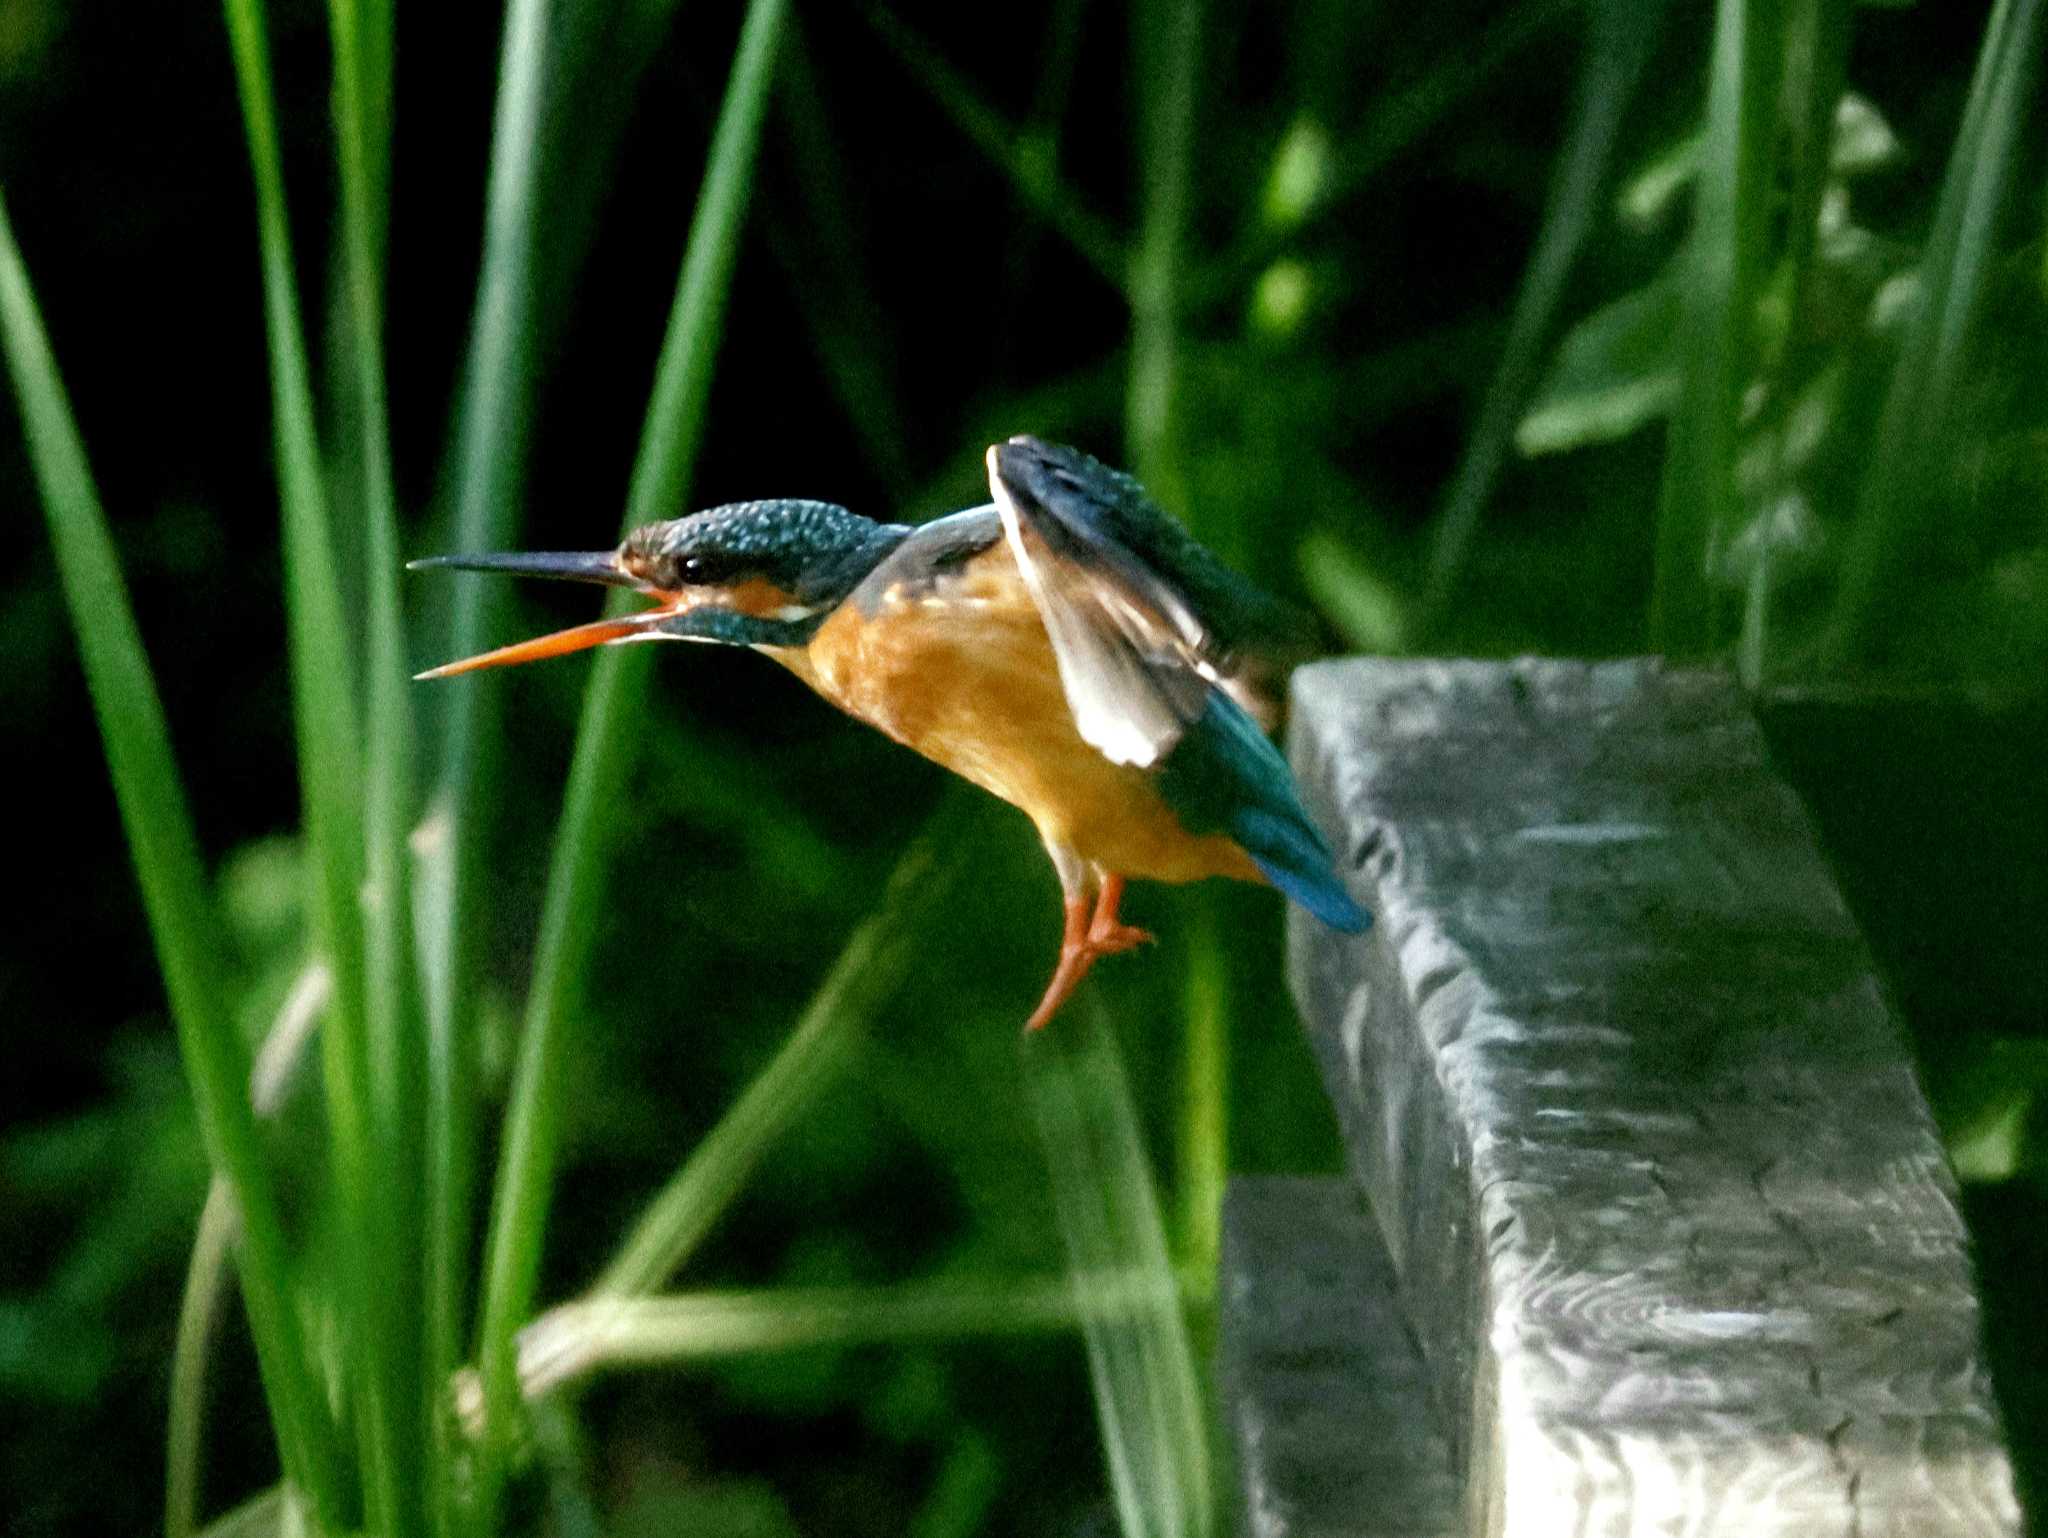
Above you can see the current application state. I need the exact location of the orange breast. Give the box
[765,545,1258,886]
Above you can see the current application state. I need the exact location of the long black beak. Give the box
[408,547,678,680]
[405,550,634,585]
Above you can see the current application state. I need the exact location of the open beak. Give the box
[408,549,679,680]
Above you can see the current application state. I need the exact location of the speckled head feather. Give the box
[620,500,911,610]
[407,499,917,675]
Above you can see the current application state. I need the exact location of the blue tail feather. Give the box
[1156,692,1371,934]
[1237,810,1371,933]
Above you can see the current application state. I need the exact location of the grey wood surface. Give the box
[1285,658,2021,1538]
[1220,1176,1458,1538]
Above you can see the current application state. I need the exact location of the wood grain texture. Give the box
[1220,1177,1459,1538]
[1286,659,2021,1538]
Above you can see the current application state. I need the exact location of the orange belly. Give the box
[765,548,1259,886]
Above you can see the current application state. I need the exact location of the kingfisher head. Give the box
[412,499,909,678]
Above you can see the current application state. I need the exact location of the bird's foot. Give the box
[1085,921,1153,956]
[1024,878,1151,1032]
[1085,873,1152,955]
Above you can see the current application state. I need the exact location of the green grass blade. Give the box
[193,1487,298,1538]
[0,195,345,1527]
[219,0,368,1175]
[489,1273,1177,1408]
[355,0,394,272]
[595,805,970,1298]
[324,0,428,1528]
[471,0,789,1522]
[1025,1006,1213,1538]
[168,1183,240,1538]
[220,0,410,1528]
[1821,0,2046,669]
[418,0,558,1481]
[1126,0,1203,524]
[1650,0,1786,656]
[1125,0,1225,1308]
[1738,0,1853,686]
[1176,908,1227,1293]
[1421,0,1672,627]
[168,966,332,1538]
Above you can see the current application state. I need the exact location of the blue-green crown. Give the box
[621,500,908,610]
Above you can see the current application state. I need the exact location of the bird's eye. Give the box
[668,550,743,587]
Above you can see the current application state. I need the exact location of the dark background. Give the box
[3,1,2044,1534]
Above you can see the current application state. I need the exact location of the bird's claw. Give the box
[1085,921,1153,956]
[1024,879,1152,1031]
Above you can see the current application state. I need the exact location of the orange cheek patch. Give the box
[722,576,801,617]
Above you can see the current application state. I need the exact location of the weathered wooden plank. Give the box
[1219,1176,1459,1538]
[1286,658,2022,1538]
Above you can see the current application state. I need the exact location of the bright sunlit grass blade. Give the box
[595,805,970,1297]
[1025,1005,1213,1538]
[472,0,789,1522]
[1821,0,2046,670]
[1422,0,1671,626]
[490,1272,1178,1408]
[0,195,345,1527]
[193,1486,298,1538]
[1650,0,1785,656]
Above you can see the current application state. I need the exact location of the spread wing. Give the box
[986,436,1306,769]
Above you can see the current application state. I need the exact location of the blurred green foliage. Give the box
[2,0,2045,1535]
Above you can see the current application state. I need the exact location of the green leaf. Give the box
[1518,271,1685,455]
[1298,530,1410,653]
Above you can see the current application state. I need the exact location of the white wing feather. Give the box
[987,487,1213,770]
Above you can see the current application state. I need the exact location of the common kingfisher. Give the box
[414,436,1368,1029]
